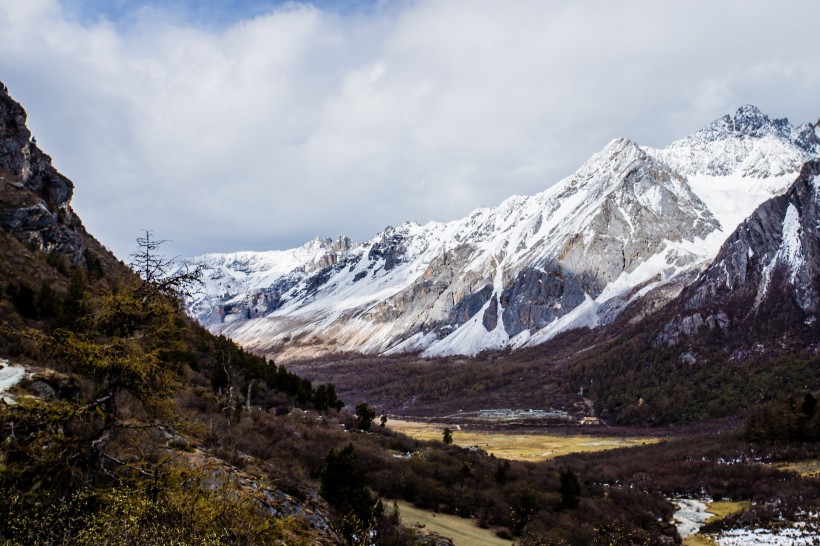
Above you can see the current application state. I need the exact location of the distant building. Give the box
[479,409,513,418]
[579,417,600,425]
[478,408,571,420]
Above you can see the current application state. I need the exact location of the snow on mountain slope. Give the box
[187,236,363,324]
[184,106,819,359]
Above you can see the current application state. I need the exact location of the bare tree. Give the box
[129,230,205,301]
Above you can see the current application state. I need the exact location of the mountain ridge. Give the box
[184,106,819,360]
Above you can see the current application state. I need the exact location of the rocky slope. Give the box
[185,106,819,360]
[659,159,820,354]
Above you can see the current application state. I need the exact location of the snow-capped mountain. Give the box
[184,106,819,360]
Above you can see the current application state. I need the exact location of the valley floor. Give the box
[387,419,661,461]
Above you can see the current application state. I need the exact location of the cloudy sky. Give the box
[1,0,819,259]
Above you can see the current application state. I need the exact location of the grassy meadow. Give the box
[387,419,661,461]
[392,500,512,546]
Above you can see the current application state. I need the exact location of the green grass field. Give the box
[392,500,512,546]
[387,420,661,461]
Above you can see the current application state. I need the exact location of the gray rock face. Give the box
[367,227,408,271]
[365,243,490,335]
[0,81,87,263]
[0,203,57,231]
[448,283,493,327]
[500,266,587,337]
[500,140,717,339]
[482,295,499,331]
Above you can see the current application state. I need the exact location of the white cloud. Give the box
[1,0,819,258]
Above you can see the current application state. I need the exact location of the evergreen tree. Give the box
[495,460,511,484]
[320,443,382,542]
[1,234,200,500]
[559,469,581,510]
[355,402,376,431]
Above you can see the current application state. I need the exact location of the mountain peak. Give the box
[700,104,794,142]
[733,103,766,123]
[604,137,640,154]
[735,104,764,116]
[648,105,820,178]
[578,137,643,171]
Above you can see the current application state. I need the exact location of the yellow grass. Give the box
[706,500,750,520]
[775,459,820,477]
[387,420,661,461]
[683,534,718,546]
[391,500,512,546]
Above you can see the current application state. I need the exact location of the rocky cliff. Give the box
[0,81,92,265]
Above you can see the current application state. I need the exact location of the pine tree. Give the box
[320,443,382,542]
[559,469,581,510]
[355,402,376,431]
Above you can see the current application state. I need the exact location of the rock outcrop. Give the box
[0,81,89,264]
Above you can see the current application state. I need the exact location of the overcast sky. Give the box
[2,0,819,259]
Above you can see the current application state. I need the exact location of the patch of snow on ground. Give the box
[423,298,510,357]
[384,332,438,355]
[757,203,805,305]
[519,294,598,348]
[0,359,26,404]
[714,522,820,546]
[637,184,665,214]
[673,499,714,538]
